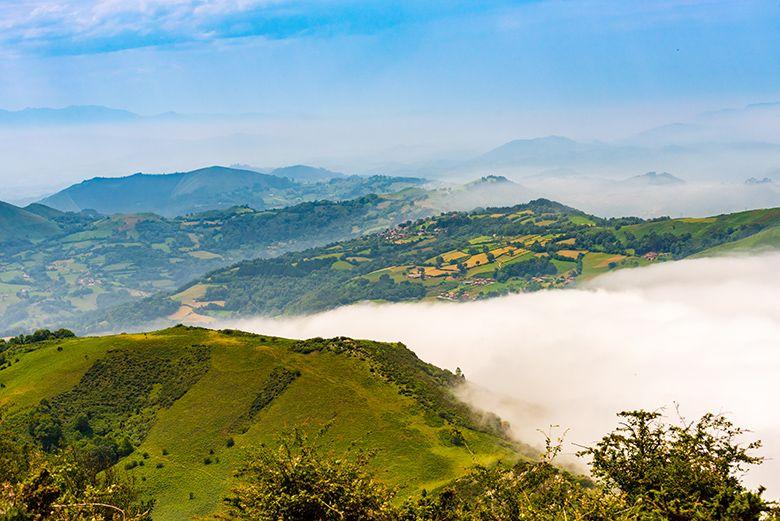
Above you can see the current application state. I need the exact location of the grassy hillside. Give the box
[0,201,61,244]
[92,202,780,331]
[0,326,520,520]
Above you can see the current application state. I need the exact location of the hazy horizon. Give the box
[2,0,780,212]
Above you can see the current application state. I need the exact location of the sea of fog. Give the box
[219,253,780,496]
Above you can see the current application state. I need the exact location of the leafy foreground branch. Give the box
[0,434,152,520]
[221,411,779,521]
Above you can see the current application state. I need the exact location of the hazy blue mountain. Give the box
[231,164,347,183]
[23,203,69,220]
[461,136,647,173]
[0,105,141,125]
[622,171,685,186]
[0,201,61,243]
[270,164,346,182]
[38,166,296,216]
[38,166,428,217]
[745,177,773,185]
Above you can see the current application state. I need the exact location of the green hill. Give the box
[22,202,68,220]
[0,192,434,335]
[0,326,520,520]
[38,166,426,217]
[91,202,780,332]
[0,201,61,244]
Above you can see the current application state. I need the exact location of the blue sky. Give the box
[1,0,779,116]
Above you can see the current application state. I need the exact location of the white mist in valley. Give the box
[221,253,780,495]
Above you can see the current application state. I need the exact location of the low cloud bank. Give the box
[221,253,780,495]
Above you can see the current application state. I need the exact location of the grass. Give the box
[569,215,596,226]
[580,253,624,278]
[0,327,520,520]
[694,225,780,256]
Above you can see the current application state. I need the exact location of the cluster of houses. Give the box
[77,276,98,287]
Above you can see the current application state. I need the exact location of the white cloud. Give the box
[0,0,286,53]
[220,253,780,497]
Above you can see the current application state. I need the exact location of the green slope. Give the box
[0,327,520,520]
[92,202,780,332]
[693,224,780,256]
[0,200,61,243]
[0,192,434,335]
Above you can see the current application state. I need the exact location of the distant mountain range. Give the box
[38,166,426,217]
[445,135,780,181]
[233,164,347,183]
[0,105,142,125]
[622,171,685,186]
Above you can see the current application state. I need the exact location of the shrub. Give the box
[579,410,775,520]
[221,429,396,520]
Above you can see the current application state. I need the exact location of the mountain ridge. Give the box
[38,166,425,217]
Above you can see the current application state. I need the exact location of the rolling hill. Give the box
[0,326,521,520]
[0,191,436,335]
[39,166,426,217]
[0,201,61,244]
[89,202,780,332]
[38,166,295,215]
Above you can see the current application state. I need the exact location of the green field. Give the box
[0,327,520,520]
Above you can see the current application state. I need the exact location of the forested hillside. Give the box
[89,201,780,332]
[0,192,433,334]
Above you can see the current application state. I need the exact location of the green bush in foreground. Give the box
[220,428,397,521]
[221,410,779,521]
[0,444,152,520]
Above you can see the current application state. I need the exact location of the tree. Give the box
[221,429,397,521]
[0,443,152,520]
[579,410,774,520]
[28,402,63,452]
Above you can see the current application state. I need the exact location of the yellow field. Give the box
[422,266,458,277]
[490,246,516,258]
[594,254,626,268]
[440,250,470,262]
[168,305,215,324]
[558,249,587,259]
[556,237,576,246]
[465,253,489,268]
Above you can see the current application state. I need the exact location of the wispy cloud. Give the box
[0,0,517,56]
[1,0,308,55]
